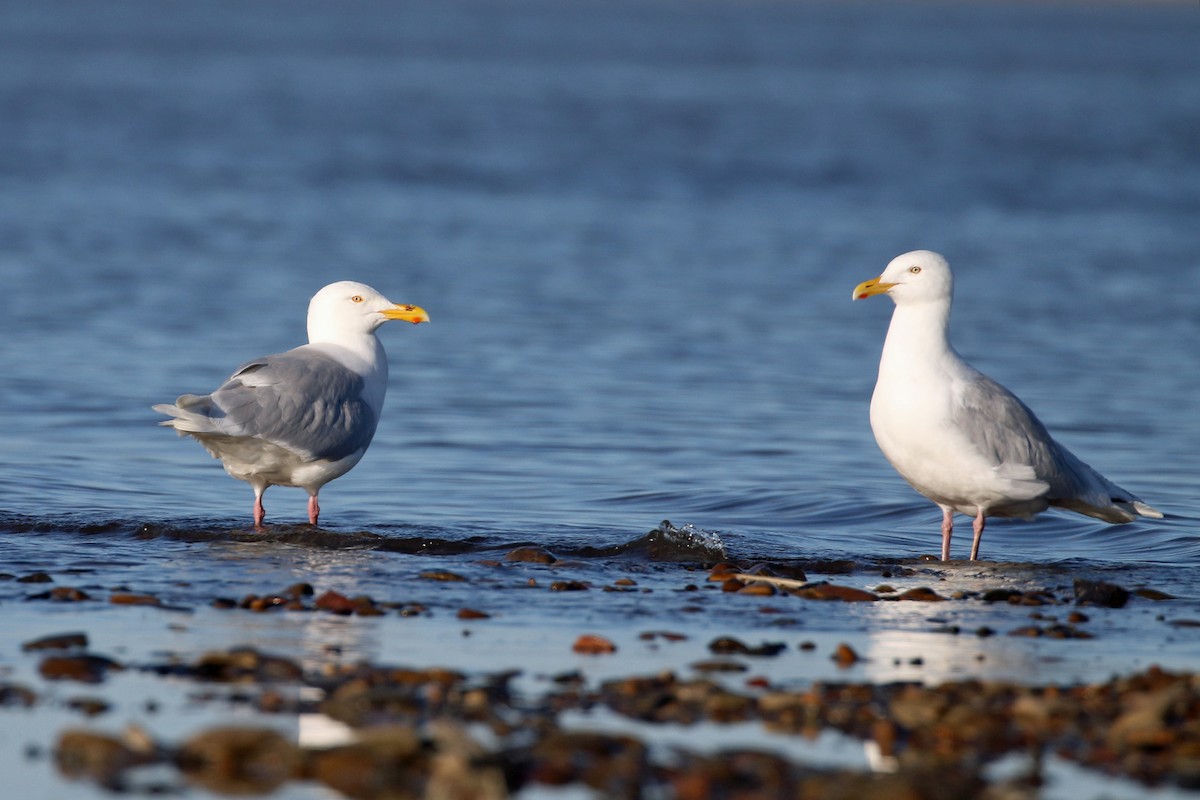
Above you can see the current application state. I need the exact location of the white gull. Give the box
[154,281,429,527]
[853,250,1160,561]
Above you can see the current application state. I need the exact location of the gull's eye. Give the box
[351,295,364,303]
[909,266,922,274]
[404,305,414,312]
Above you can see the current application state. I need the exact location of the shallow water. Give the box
[1,1,1199,797]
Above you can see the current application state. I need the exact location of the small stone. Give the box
[420,570,467,582]
[66,697,111,717]
[737,582,776,596]
[504,546,557,564]
[110,593,161,606]
[22,632,88,652]
[796,583,879,602]
[1134,588,1176,601]
[550,580,589,591]
[17,572,53,583]
[314,590,356,615]
[457,608,491,620]
[798,641,817,651]
[39,655,123,683]
[0,684,37,707]
[572,635,616,655]
[1074,578,1130,608]
[689,659,749,674]
[178,727,301,795]
[55,730,146,784]
[614,577,637,586]
[897,587,946,602]
[832,643,860,667]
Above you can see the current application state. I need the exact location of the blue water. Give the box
[2,3,1199,797]
[2,0,1196,565]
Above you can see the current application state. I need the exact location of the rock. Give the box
[708,638,786,657]
[55,729,149,787]
[39,654,123,683]
[419,570,467,582]
[314,590,357,614]
[550,580,589,591]
[504,546,557,564]
[310,725,427,798]
[1134,588,1176,601]
[795,583,879,602]
[1074,578,1130,608]
[66,697,112,717]
[109,593,161,606]
[690,660,749,674]
[896,587,946,602]
[572,635,617,655]
[832,643,860,667]
[527,731,647,795]
[0,683,37,707]
[177,727,301,795]
[22,632,88,652]
[457,608,491,620]
[17,572,53,583]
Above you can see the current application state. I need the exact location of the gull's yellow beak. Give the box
[852,276,895,301]
[382,304,430,324]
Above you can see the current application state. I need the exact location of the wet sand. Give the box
[3,527,1199,799]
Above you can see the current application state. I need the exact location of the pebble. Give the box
[572,635,617,655]
[39,654,123,684]
[504,546,557,564]
[22,632,88,652]
[795,583,879,602]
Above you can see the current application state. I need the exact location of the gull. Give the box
[853,250,1160,561]
[154,281,429,527]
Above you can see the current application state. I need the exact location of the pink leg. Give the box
[308,494,320,526]
[253,489,266,529]
[940,508,953,561]
[969,508,986,561]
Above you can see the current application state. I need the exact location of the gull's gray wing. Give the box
[174,348,378,462]
[952,369,1158,521]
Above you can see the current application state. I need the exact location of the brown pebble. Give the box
[66,697,111,717]
[17,572,53,583]
[504,546,557,564]
[614,577,637,586]
[457,608,491,620]
[39,654,123,684]
[797,583,879,602]
[897,587,946,602]
[178,727,301,795]
[690,659,749,674]
[48,587,90,602]
[314,590,356,615]
[1074,578,1130,608]
[22,632,88,652]
[737,582,776,597]
[550,580,589,591]
[798,641,817,651]
[1067,611,1090,624]
[55,729,147,784]
[572,635,617,655]
[1134,588,1176,601]
[111,592,171,607]
[420,570,467,582]
[832,643,860,667]
[720,578,746,593]
[0,684,37,707]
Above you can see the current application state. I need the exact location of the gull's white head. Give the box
[307,280,430,344]
[852,250,953,306]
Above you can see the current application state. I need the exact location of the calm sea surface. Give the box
[0,1,1198,797]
